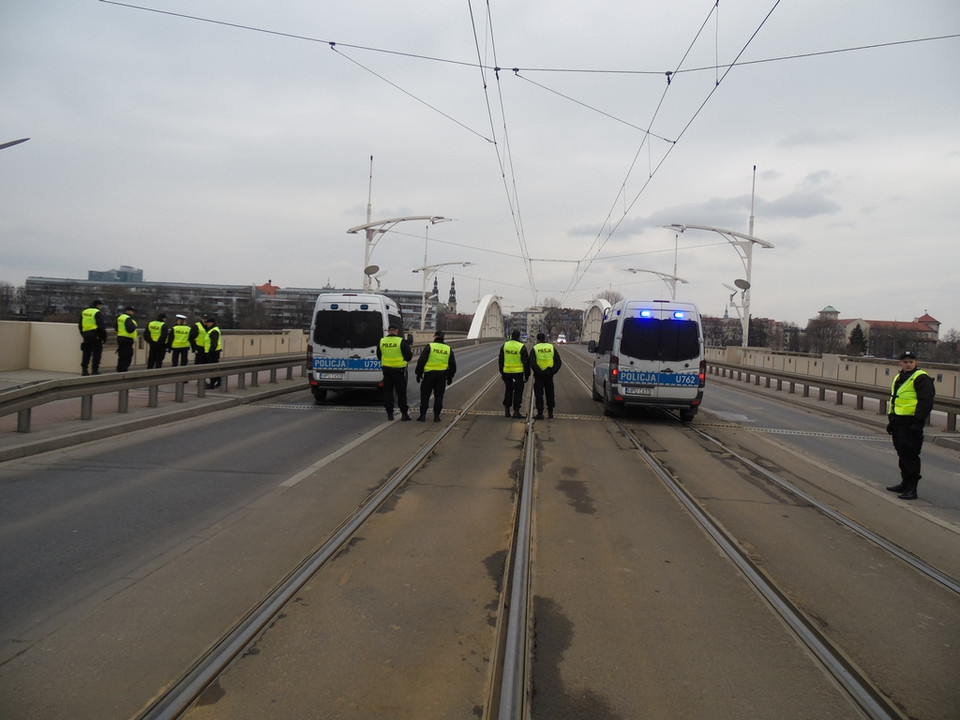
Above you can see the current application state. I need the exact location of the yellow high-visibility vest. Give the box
[171,325,192,348]
[888,369,929,416]
[147,320,165,342]
[424,342,451,372]
[81,307,100,332]
[533,342,555,370]
[502,340,524,374]
[116,313,137,339]
[379,336,407,368]
[204,326,222,353]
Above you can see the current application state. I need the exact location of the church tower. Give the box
[448,277,457,314]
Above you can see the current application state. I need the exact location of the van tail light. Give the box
[610,355,619,383]
[698,359,706,388]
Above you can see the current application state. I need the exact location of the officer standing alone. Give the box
[377,323,413,421]
[531,332,563,420]
[886,350,935,500]
[499,329,530,418]
[415,331,456,422]
[79,298,107,376]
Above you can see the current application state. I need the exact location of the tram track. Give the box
[564,352,958,719]
[616,419,906,720]
[135,371,541,720]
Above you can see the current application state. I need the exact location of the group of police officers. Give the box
[377,326,562,424]
[79,298,222,385]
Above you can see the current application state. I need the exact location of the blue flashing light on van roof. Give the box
[639,309,653,318]
[673,311,686,319]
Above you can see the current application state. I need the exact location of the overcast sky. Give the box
[3,1,959,333]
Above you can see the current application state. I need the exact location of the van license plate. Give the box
[319,372,344,380]
[623,386,652,396]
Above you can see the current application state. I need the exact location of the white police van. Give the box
[588,299,705,421]
[307,292,402,403]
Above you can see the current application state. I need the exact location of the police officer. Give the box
[115,306,138,372]
[78,298,107,375]
[203,316,222,389]
[190,315,208,365]
[532,332,563,420]
[168,314,192,367]
[885,350,935,500]
[144,312,170,369]
[499,329,530,418]
[415,331,456,422]
[377,323,413,421]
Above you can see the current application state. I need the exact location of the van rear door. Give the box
[616,302,701,404]
[311,298,384,386]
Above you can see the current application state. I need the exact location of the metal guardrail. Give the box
[1,354,307,434]
[709,361,960,433]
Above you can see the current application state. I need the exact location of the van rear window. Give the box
[621,318,700,361]
[313,310,382,349]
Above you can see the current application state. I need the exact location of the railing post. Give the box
[118,389,129,413]
[17,408,31,433]
[82,394,93,420]
[175,382,185,402]
[148,385,159,408]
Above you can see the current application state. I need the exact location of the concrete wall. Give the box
[707,346,960,400]
[0,321,307,373]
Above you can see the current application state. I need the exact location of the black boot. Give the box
[886,483,905,493]
[400,410,411,422]
[898,480,919,500]
[548,408,554,419]
[504,407,511,417]
[386,410,394,421]
[534,410,543,420]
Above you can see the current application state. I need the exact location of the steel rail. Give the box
[617,420,907,720]
[689,426,960,596]
[496,402,536,720]
[134,373,501,720]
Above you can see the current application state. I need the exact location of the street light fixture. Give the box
[665,224,773,348]
[412,261,474,330]
[624,268,688,300]
[347,215,449,292]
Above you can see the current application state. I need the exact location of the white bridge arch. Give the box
[467,294,505,339]
[580,298,611,344]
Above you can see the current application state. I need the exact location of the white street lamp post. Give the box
[665,224,773,348]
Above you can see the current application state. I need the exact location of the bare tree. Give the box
[596,289,623,305]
